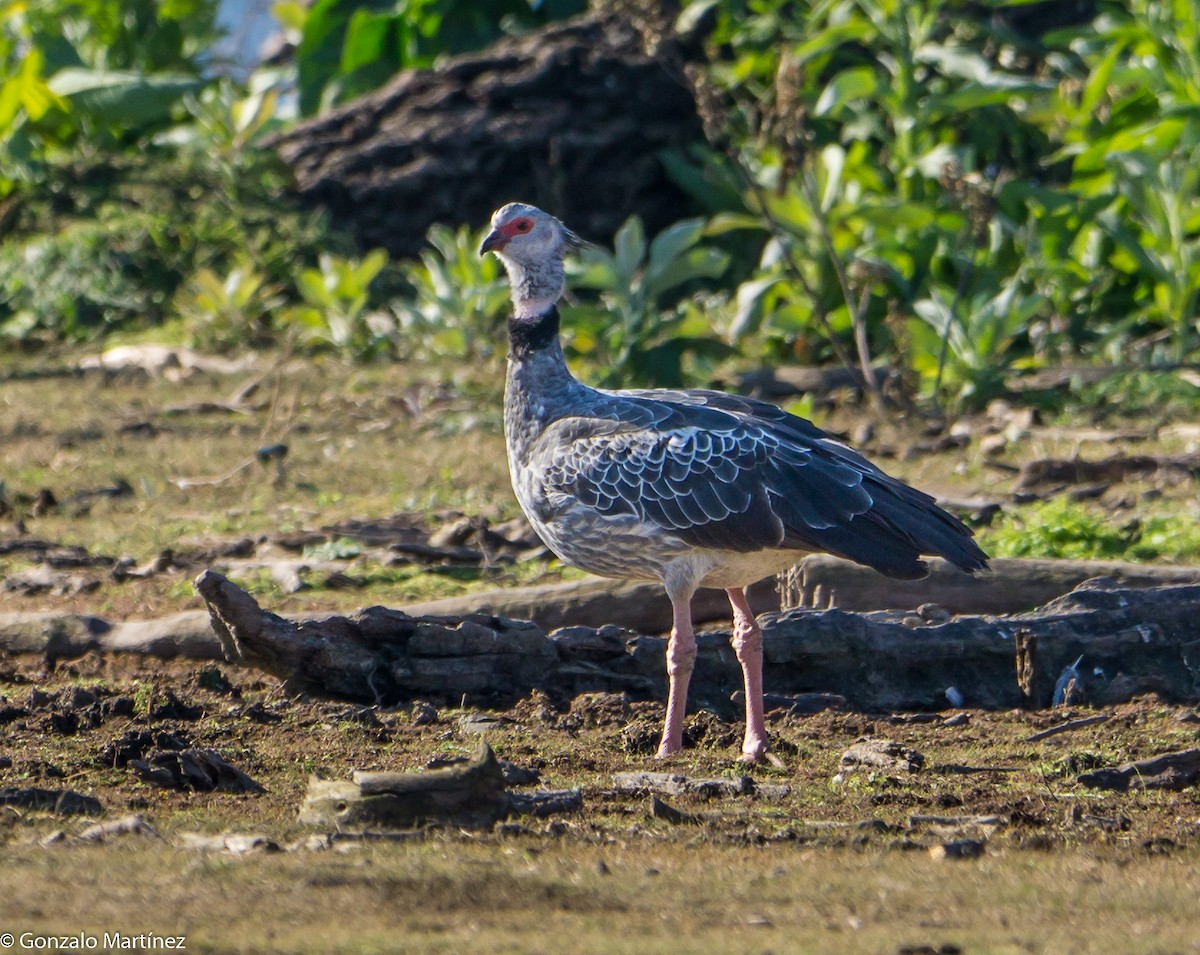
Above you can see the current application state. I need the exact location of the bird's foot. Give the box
[737,734,769,765]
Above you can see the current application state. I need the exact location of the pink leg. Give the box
[727,587,768,762]
[656,592,697,758]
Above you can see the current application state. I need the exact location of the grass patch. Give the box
[978,496,1200,563]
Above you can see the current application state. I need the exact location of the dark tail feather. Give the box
[783,485,989,581]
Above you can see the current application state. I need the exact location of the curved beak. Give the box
[479,229,506,256]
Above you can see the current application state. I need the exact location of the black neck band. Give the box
[507,306,561,357]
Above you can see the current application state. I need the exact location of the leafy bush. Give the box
[673,0,1200,406]
[565,216,733,386]
[0,214,172,343]
[4,0,1200,413]
[0,0,220,189]
[284,0,586,116]
[393,224,510,361]
[0,147,349,345]
[980,496,1200,563]
[173,264,284,352]
[279,250,396,361]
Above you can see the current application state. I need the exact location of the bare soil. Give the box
[3,349,1200,954]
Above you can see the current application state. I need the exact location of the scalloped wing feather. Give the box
[530,387,988,579]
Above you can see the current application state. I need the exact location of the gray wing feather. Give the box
[531,386,988,578]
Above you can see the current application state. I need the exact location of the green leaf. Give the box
[1080,40,1125,121]
[702,213,767,236]
[356,248,389,287]
[296,0,394,115]
[48,69,203,129]
[340,10,395,74]
[814,66,878,118]
[647,218,705,274]
[850,201,935,230]
[818,144,846,213]
[791,20,875,65]
[675,0,720,36]
[568,253,619,291]
[729,276,781,340]
[647,247,729,299]
[273,1,310,32]
[612,216,646,285]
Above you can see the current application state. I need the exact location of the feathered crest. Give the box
[562,225,589,253]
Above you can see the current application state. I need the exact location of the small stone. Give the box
[459,712,509,733]
[918,603,951,624]
[411,701,438,726]
[929,839,985,861]
[66,686,98,709]
[841,737,924,774]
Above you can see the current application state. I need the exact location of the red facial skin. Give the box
[480,216,533,254]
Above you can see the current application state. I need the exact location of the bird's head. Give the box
[480,202,582,319]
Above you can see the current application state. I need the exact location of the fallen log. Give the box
[0,610,222,662]
[195,570,1200,714]
[1016,453,1200,491]
[779,555,1200,616]
[6,556,1200,665]
[400,575,780,633]
[0,578,774,661]
[268,11,702,257]
[1077,748,1200,792]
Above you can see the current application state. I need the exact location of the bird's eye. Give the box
[514,219,532,232]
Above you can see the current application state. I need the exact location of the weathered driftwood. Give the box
[1078,748,1200,792]
[0,610,222,661]
[178,832,280,854]
[736,365,894,401]
[76,814,162,843]
[298,742,580,830]
[1025,714,1110,742]
[1016,452,1200,491]
[195,570,1200,714]
[401,575,780,633]
[0,578,771,663]
[612,771,753,799]
[928,839,986,861]
[779,555,1200,616]
[7,556,1200,666]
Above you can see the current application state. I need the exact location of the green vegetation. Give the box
[3,0,1199,412]
[282,0,586,115]
[980,496,1200,563]
[670,0,1200,403]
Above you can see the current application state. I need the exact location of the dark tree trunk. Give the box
[268,11,704,257]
